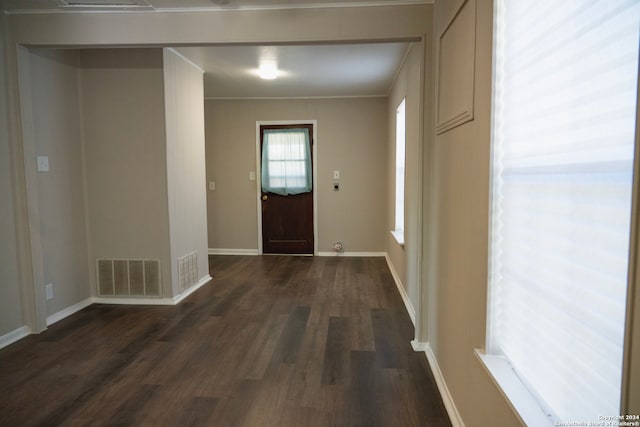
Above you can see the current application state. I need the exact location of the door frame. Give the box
[255,120,318,255]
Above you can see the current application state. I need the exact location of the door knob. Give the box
[261,194,268,201]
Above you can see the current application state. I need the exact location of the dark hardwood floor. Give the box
[0,256,452,426]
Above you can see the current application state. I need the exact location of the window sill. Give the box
[390,230,404,246]
[475,350,553,427]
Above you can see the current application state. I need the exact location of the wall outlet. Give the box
[249,171,256,181]
[209,181,215,191]
[45,283,53,300]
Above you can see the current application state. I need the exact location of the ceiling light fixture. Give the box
[257,60,279,80]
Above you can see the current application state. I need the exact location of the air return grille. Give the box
[57,0,152,9]
[97,259,161,297]
[178,251,198,293]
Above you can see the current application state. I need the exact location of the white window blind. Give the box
[395,99,406,233]
[488,0,639,424]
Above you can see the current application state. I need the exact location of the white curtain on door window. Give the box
[488,0,639,423]
[261,128,312,196]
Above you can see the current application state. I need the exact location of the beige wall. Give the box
[4,46,209,318]
[0,15,24,337]
[80,48,173,297]
[163,48,209,294]
[8,6,430,46]
[424,0,522,425]
[386,43,423,309]
[205,98,387,253]
[29,49,91,317]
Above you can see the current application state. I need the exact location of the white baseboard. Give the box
[316,251,386,257]
[173,274,212,304]
[46,297,94,326]
[384,253,415,325]
[0,326,31,350]
[208,248,259,255]
[415,342,465,427]
[411,339,429,352]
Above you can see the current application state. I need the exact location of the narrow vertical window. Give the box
[486,0,639,424]
[394,99,406,241]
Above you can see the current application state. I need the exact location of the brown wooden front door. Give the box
[260,124,314,255]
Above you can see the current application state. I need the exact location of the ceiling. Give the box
[2,0,420,98]
[177,43,411,99]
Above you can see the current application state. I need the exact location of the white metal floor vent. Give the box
[178,251,198,293]
[97,259,161,297]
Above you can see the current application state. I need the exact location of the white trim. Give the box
[410,339,429,352]
[255,120,318,256]
[384,253,415,325]
[165,48,205,74]
[208,248,260,256]
[46,297,93,326]
[256,124,262,252]
[475,350,552,427]
[172,274,212,304]
[317,251,386,257]
[390,229,405,246]
[0,326,31,350]
[416,342,466,427]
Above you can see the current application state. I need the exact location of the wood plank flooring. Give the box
[0,256,452,426]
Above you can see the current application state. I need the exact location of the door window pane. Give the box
[261,128,312,195]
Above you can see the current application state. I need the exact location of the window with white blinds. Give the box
[395,99,406,234]
[488,0,639,424]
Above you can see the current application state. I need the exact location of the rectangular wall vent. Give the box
[97,259,161,297]
[57,0,152,9]
[178,251,198,293]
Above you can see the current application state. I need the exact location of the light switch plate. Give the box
[209,181,215,191]
[249,171,256,181]
[333,170,340,180]
[37,156,49,172]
